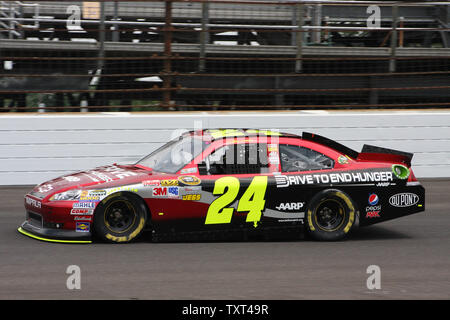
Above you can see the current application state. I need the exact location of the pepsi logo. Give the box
[368,193,379,206]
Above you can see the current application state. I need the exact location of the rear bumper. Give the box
[18,221,92,244]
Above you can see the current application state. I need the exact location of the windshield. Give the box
[137,136,208,173]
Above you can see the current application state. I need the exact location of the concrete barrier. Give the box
[1,110,449,185]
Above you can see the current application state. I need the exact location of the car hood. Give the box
[29,164,153,200]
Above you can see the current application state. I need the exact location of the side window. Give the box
[279,144,334,172]
[203,143,269,175]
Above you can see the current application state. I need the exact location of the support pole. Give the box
[112,1,119,42]
[389,4,398,73]
[199,2,209,72]
[163,0,173,108]
[97,1,105,70]
[295,3,305,73]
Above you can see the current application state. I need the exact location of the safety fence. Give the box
[0,0,449,111]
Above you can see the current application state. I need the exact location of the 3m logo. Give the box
[153,187,167,197]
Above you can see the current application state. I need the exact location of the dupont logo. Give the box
[389,193,419,207]
[368,193,379,206]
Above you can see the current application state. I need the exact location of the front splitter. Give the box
[18,221,92,244]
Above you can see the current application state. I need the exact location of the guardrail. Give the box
[0,110,449,185]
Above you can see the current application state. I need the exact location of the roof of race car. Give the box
[185,129,300,141]
[183,129,360,159]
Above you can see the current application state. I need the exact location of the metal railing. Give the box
[0,0,449,112]
[0,1,40,38]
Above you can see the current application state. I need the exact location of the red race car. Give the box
[19,129,425,243]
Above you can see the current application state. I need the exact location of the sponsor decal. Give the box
[338,155,349,165]
[275,170,393,188]
[143,180,160,187]
[89,190,106,197]
[71,208,94,215]
[376,182,391,187]
[161,179,179,187]
[38,184,53,193]
[268,144,279,152]
[183,186,202,192]
[275,202,305,211]
[208,129,281,139]
[152,187,179,198]
[73,202,95,209]
[392,164,410,180]
[368,193,379,206]
[102,165,138,179]
[168,186,179,198]
[79,190,100,202]
[153,187,167,197]
[366,211,380,218]
[87,170,113,183]
[63,176,80,182]
[74,216,92,221]
[180,167,198,174]
[182,194,201,201]
[268,151,280,165]
[178,175,201,186]
[106,186,139,195]
[245,129,281,136]
[389,193,419,207]
[76,222,90,232]
[278,218,304,223]
[365,193,381,218]
[25,196,42,209]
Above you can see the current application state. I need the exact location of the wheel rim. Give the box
[104,199,136,233]
[314,199,345,232]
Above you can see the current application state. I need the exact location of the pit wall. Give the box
[1,110,449,185]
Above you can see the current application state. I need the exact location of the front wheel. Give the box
[306,189,357,241]
[93,193,147,243]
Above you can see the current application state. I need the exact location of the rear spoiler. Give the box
[358,144,413,167]
[302,132,413,166]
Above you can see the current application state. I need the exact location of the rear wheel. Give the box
[93,193,147,243]
[306,189,356,241]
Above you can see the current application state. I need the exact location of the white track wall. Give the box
[0,110,449,185]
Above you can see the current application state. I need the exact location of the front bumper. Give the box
[18,221,92,244]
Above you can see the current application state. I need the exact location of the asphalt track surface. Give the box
[0,180,449,300]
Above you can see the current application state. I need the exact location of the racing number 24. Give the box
[205,176,268,225]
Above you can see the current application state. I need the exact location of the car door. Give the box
[262,141,336,226]
[196,139,271,231]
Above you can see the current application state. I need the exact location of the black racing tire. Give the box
[305,189,357,241]
[93,192,147,243]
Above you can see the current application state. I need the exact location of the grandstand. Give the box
[0,0,449,111]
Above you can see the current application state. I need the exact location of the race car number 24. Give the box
[205,176,268,225]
